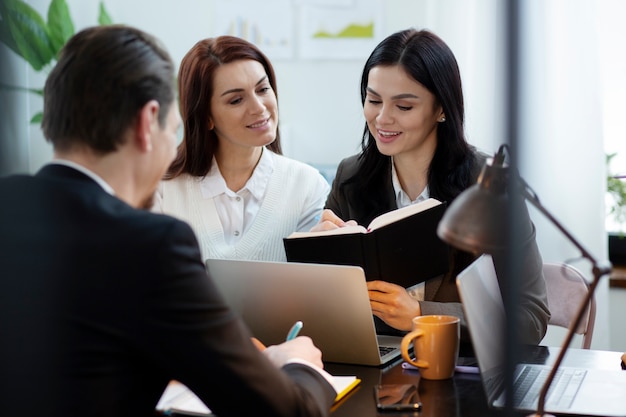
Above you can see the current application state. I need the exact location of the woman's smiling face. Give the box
[363,64,443,158]
[209,59,278,150]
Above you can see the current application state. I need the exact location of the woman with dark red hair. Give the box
[153,36,329,262]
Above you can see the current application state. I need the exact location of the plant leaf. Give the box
[98,2,113,26]
[3,0,54,71]
[47,0,74,58]
[30,112,43,124]
[0,0,22,56]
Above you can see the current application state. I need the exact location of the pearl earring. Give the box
[439,116,446,122]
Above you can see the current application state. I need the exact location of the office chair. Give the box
[543,262,596,349]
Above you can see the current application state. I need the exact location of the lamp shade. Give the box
[436,156,535,254]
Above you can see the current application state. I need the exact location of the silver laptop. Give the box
[456,254,626,416]
[205,258,402,366]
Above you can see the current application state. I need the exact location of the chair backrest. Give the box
[543,262,596,349]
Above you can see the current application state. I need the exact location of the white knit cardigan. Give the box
[155,154,328,262]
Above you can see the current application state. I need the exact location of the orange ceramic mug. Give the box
[401,315,460,380]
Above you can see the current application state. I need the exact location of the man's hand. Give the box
[262,336,324,369]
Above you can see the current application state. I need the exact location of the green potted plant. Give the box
[0,0,112,123]
[607,152,626,264]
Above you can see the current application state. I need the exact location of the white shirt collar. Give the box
[49,159,115,195]
[391,158,429,208]
[200,148,274,199]
[244,148,273,201]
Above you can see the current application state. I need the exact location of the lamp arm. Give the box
[516,178,612,417]
[532,275,603,417]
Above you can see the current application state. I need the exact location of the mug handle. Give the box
[401,329,429,369]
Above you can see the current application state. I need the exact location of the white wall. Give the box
[519,0,609,350]
[3,0,503,172]
[1,0,616,349]
[598,0,626,234]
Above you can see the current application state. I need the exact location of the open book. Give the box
[156,376,361,416]
[283,198,449,288]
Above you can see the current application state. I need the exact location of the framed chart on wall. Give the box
[213,0,384,61]
[297,0,384,60]
[214,0,295,60]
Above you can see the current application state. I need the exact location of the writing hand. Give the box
[367,280,421,331]
[263,336,324,369]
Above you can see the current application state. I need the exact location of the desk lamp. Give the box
[437,144,612,417]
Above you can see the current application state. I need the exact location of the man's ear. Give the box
[136,100,161,152]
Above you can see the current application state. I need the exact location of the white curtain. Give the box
[518,0,608,349]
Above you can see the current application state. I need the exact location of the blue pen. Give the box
[286,321,303,341]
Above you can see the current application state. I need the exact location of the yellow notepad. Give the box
[332,375,361,403]
[156,375,361,415]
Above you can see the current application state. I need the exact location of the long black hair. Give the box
[344,28,477,223]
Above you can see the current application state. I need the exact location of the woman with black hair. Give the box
[315,29,549,344]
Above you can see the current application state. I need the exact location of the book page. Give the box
[155,381,211,416]
[286,198,441,239]
[367,198,441,231]
[286,224,367,239]
[332,376,361,402]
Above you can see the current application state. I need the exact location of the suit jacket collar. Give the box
[37,163,90,180]
[36,163,113,194]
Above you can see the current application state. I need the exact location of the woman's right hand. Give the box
[310,209,357,232]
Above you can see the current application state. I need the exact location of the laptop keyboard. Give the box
[379,346,397,357]
[513,366,586,410]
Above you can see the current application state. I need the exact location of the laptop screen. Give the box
[205,258,402,366]
[455,254,507,402]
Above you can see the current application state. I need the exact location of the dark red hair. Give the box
[166,36,282,179]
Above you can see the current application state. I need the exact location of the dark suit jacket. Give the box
[325,152,549,344]
[0,164,335,417]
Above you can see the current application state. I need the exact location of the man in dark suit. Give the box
[0,25,336,417]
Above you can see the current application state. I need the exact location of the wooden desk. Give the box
[327,347,625,417]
